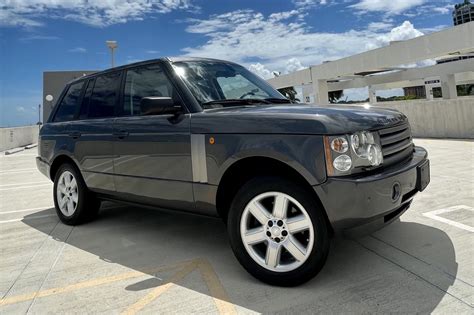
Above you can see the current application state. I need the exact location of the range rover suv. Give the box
[37,57,430,286]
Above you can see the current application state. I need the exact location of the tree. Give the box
[277,87,300,103]
[328,90,344,103]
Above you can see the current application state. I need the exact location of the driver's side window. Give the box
[122,64,177,116]
[217,74,264,99]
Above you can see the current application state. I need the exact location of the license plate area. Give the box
[416,159,430,191]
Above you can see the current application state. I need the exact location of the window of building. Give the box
[122,64,178,116]
[88,72,121,118]
[53,81,84,122]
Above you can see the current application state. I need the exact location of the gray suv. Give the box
[37,57,430,286]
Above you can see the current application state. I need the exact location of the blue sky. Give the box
[0,0,457,126]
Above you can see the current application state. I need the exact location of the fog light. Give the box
[333,155,352,172]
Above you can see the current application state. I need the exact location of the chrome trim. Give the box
[191,134,208,183]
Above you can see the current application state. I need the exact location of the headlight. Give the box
[324,131,383,176]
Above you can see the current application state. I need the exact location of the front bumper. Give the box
[314,146,429,237]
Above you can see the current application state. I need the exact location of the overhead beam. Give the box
[268,22,474,88]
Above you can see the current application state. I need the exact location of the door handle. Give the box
[68,132,81,139]
[113,130,129,139]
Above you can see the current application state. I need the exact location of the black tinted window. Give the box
[54,81,84,122]
[123,64,179,116]
[79,79,94,120]
[89,72,120,118]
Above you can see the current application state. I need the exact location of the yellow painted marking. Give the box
[0,258,237,315]
[197,259,237,315]
[0,261,191,307]
[122,260,198,315]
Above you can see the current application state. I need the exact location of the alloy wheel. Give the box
[56,170,79,216]
[240,191,315,272]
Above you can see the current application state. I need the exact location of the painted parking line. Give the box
[123,258,237,315]
[0,260,192,307]
[0,258,237,315]
[0,207,54,215]
[423,205,474,232]
[0,214,57,224]
[0,183,51,191]
[0,181,50,187]
[0,168,37,174]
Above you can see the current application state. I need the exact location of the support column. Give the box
[425,84,434,100]
[302,84,313,103]
[440,74,457,99]
[368,86,377,104]
[313,79,329,104]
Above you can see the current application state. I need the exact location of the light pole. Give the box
[106,40,118,67]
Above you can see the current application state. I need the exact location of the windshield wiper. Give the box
[264,98,293,104]
[201,98,272,107]
[201,98,292,107]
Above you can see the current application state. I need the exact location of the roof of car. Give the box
[67,56,235,84]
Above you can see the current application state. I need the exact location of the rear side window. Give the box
[88,72,121,118]
[53,81,84,122]
[78,79,94,120]
[122,64,179,116]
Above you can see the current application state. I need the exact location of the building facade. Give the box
[453,0,474,25]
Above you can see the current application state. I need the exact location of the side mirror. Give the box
[140,97,182,116]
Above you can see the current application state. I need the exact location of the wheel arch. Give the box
[49,154,80,180]
[215,156,333,235]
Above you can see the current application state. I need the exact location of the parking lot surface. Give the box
[1,139,473,314]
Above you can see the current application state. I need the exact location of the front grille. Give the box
[378,122,414,167]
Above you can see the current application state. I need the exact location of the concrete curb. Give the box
[25,143,38,150]
[5,147,25,155]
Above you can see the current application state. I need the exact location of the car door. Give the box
[113,63,194,210]
[68,72,121,193]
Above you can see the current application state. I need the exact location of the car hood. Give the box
[191,104,408,135]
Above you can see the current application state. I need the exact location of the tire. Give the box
[53,163,101,225]
[227,176,330,286]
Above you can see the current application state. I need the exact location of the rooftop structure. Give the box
[267,22,474,105]
[453,0,474,25]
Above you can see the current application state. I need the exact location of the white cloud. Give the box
[366,21,423,50]
[248,63,274,79]
[68,47,87,53]
[367,21,393,31]
[16,106,25,112]
[0,0,197,28]
[182,8,428,76]
[350,0,426,14]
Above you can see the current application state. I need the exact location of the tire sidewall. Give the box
[227,176,329,286]
[53,163,91,225]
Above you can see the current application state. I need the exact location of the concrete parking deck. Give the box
[1,139,473,314]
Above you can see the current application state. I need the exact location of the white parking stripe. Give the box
[0,214,57,224]
[0,207,54,215]
[0,168,38,174]
[423,205,474,232]
[0,181,50,187]
[0,184,51,191]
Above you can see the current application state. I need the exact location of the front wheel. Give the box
[53,163,100,225]
[227,177,330,286]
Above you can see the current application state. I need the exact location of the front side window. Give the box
[53,81,84,122]
[172,60,286,108]
[122,64,179,116]
[88,72,121,118]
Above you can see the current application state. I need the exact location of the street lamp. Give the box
[106,40,118,67]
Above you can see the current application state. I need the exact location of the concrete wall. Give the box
[374,97,474,139]
[0,126,39,152]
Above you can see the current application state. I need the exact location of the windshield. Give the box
[172,60,288,109]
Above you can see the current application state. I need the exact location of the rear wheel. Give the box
[227,176,330,286]
[53,163,100,225]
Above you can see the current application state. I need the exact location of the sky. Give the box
[0,0,458,127]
